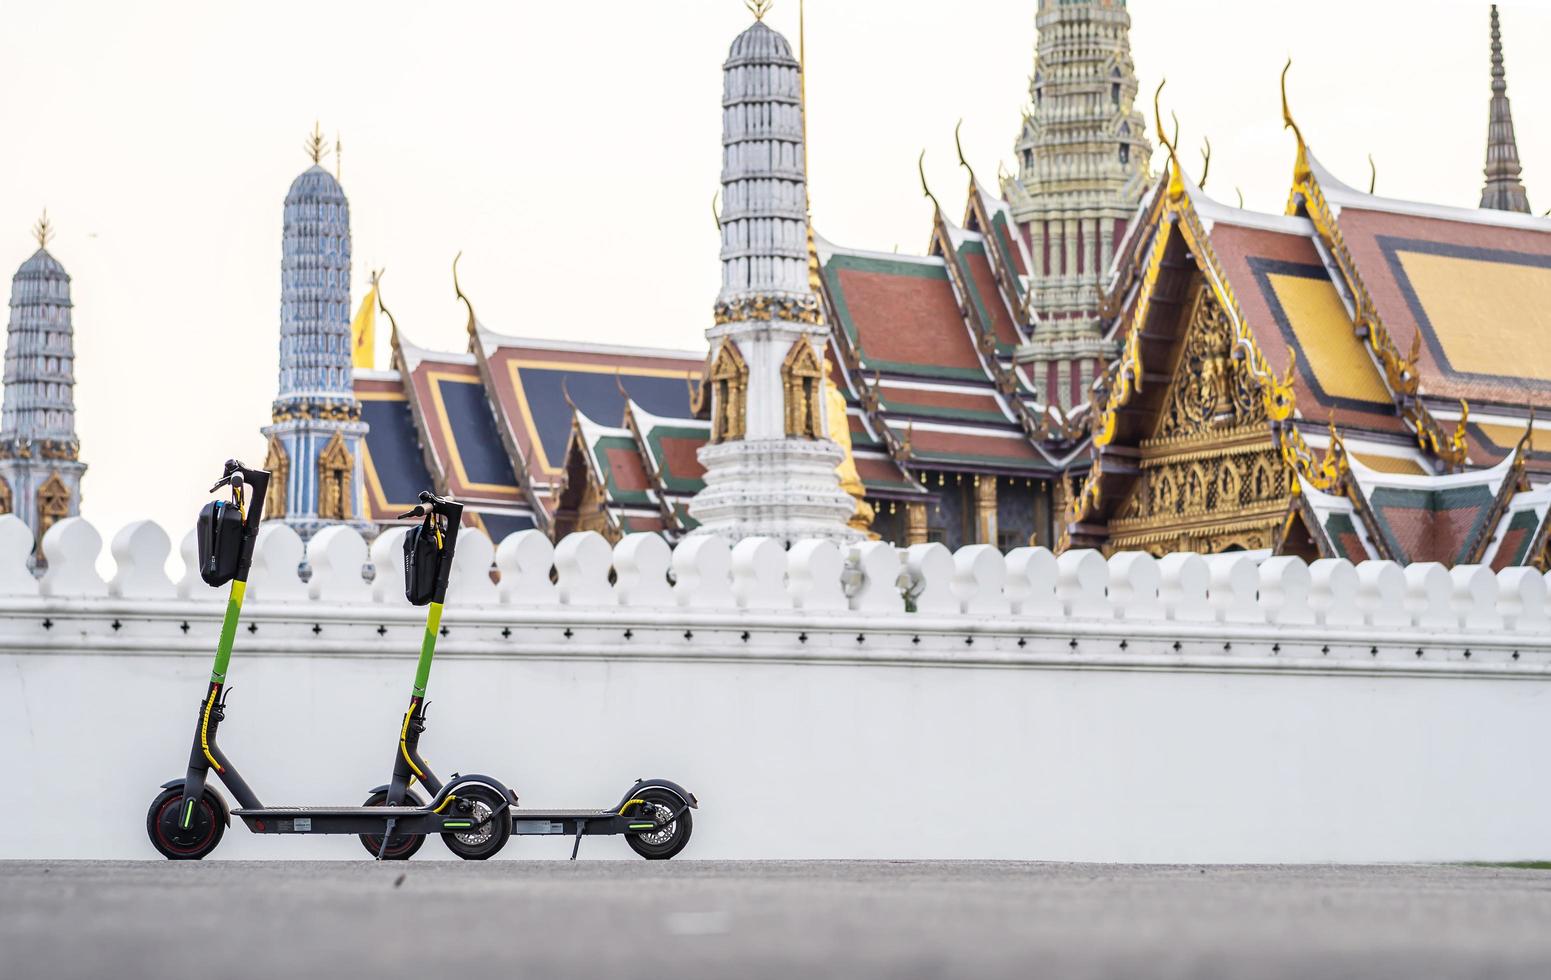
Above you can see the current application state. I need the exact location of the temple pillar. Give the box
[975,476,999,546]
[905,501,929,546]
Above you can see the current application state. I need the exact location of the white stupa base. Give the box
[690,438,862,545]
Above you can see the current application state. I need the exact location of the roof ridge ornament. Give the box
[452,252,476,337]
[31,210,53,249]
[305,121,329,166]
[1368,154,1377,195]
[954,119,977,187]
[1281,60,1311,185]
[1199,137,1211,191]
[746,0,773,20]
[918,150,940,213]
[1152,80,1184,201]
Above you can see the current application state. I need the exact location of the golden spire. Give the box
[746,0,773,20]
[305,121,329,166]
[335,132,343,180]
[31,210,53,249]
[1281,60,1311,184]
[800,0,822,294]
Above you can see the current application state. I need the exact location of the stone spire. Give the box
[1002,0,1151,413]
[0,213,87,548]
[1480,4,1531,214]
[689,13,858,544]
[259,126,370,539]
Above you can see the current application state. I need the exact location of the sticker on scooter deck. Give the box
[514,820,566,835]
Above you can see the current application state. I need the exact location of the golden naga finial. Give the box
[1281,60,1311,183]
[1236,187,1245,209]
[712,190,722,232]
[1367,154,1377,195]
[1199,137,1212,191]
[954,119,977,185]
[918,150,940,211]
[375,269,402,344]
[305,121,329,165]
[746,0,773,20]
[1153,80,1185,201]
[31,210,53,249]
[452,252,476,336]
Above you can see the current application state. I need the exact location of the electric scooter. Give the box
[145,460,517,860]
[364,491,699,861]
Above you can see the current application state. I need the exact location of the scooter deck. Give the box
[233,805,423,817]
[232,804,488,836]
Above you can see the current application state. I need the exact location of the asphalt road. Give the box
[4,860,1551,980]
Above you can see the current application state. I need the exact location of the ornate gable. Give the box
[1106,286,1289,555]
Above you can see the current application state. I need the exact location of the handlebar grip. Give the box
[397,506,425,520]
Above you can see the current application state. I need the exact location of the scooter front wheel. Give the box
[624,788,693,860]
[359,789,427,860]
[441,786,511,861]
[147,786,226,860]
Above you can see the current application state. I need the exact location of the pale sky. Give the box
[0,0,1543,551]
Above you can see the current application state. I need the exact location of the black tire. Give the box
[623,788,693,861]
[359,789,427,860]
[147,786,226,860]
[441,786,510,861]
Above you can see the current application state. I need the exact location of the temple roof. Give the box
[394,332,524,511]
[354,370,433,522]
[1294,150,1551,471]
[472,325,704,507]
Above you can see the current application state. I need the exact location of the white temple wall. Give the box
[4,515,1551,862]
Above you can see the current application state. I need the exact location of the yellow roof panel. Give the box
[1267,273,1389,405]
[1351,452,1428,475]
[1394,250,1551,384]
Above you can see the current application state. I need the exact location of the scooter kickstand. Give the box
[570,820,587,861]
[377,817,397,861]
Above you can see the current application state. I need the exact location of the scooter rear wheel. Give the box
[441,786,510,861]
[147,786,225,860]
[624,788,693,861]
[358,789,427,860]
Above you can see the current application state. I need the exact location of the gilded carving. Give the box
[0,475,10,516]
[1155,290,1268,439]
[316,431,353,521]
[36,471,70,546]
[263,436,289,520]
[710,340,748,443]
[713,294,824,328]
[781,338,824,439]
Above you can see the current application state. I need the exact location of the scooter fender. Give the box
[159,778,231,826]
[619,778,698,811]
[440,773,520,808]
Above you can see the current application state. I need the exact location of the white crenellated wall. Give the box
[5,513,1551,862]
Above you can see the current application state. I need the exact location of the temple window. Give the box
[316,431,353,521]
[782,337,824,438]
[710,339,748,443]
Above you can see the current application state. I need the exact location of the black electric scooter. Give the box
[145,460,517,860]
[367,492,699,861]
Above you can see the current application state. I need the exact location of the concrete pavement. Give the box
[4,860,1550,979]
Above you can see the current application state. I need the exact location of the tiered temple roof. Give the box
[1066,49,1551,568]
[351,166,1077,546]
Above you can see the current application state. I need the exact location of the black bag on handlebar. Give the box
[403,521,445,606]
[197,500,244,587]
